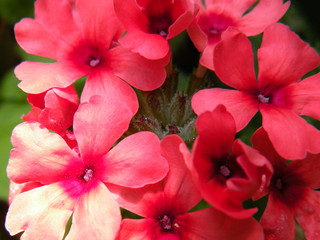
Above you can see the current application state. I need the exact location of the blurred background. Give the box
[0,0,319,239]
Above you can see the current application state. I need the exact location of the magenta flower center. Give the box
[159,214,175,232]
[82,168,94,182]
[198,12,234,43]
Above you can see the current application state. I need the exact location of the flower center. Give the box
[258,93,270,104]
[275,178,283,190]
[159,214,175,232]
[88,57,101,68]
[220,165,231,178]
[149,13,172,37]
[82,168,94,182]
[198,12,234,43]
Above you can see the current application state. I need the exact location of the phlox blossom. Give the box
[187,0,289,70]
[14,0,168,114]
[111,135,264,240]
[252,128,320,240]
[191,105,273,219]
[22,85,79,133]
[114,0,198,60]
[5,95,169,240]
[192,23,320,159]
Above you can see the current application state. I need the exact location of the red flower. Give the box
[114,0,198,59]
[191,105,273,219]
[192,23,320,159]
[5,95,169,239]
[22,85,79,133]
[252,128,320,240]
[14,0,168,114]
[187,0,289,70]
[112,135,264,240]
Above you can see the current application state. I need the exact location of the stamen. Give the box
[159,214,174,232]
[89,58,100,67]
[83,168,94,182]
[159,30,168,37]
[220,165,231,178]
[258,93,270,104]
[275,178,283,190]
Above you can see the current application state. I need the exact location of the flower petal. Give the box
[288,154,320,189]
[73,95,132,164]
[260,194,296,240]
[288,72,320,121]
[214,27,257,91]
[107,182,163,218]
[80,70,139,115]
[179,207,264,240]
[99,132,169,188]
[15,61,86,94]
[6,183,74,239]
[119,30,170,60]
[161,135,202,213]
[117,218,158,240]
[7,122,80,184]
[37,86,79,132]
[237,0,290,36]
[192,88,259,131]
[261,106,320,160]
[195,105,236,159]
[65,181,121,240]
[114,0,149,32]
[107,45,167,91]
[75,0,121,49]
[258,23,320,89]
[15,0,78,59]
[295,189,320,240]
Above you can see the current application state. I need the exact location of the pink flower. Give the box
[14,0,168,114]
[252,128,320,240]
[187,0,289,70]
[114,0,198,59]
[22,85,79,133]
[191,105,273,218]
[112,134,264,240]
[5,95,169,239]
[192,23,320,159]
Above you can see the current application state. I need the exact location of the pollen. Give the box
[159,214,174,232]
[89,58,100,67]
[220,165,231,178]
[83,168,94,182]
[258,93,270,104]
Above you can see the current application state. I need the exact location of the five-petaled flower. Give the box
[14,0,169,115]
[191,105,273,218]
[112,135,264,240]
[22,85,79,133]
[114,0,198,60]
[192,23,320,160]
[187,0,289,70]
[252,128,320,240]
[6,95,168,239]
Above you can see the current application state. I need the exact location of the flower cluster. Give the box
[5,0,320,239]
